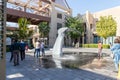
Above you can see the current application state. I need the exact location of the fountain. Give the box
[35,28,100,69]
[52,27,68,58]
[52,27,69,68]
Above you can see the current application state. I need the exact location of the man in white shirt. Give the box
[35,40,40,58]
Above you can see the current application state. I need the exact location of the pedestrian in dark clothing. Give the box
[9,39,14,62]
[34,49,36,57]
[12,39,20,66]
[41,41,45,56]
[20,40,26,61]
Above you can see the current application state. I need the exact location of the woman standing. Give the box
[111,38,120,72]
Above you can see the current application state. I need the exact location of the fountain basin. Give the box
[35,52,109,69]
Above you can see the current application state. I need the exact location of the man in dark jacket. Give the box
[20,40,26,61]
[12,39,20,66]
[9,39,14,62]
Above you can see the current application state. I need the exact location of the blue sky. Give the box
[66,0,120,16]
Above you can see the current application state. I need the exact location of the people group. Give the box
[9,39,45,66]
[9,37,120,73]
[97,37,120,73]
[10,39,27,66]
[34,40,45,58]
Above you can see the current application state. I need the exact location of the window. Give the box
[57,23,62,30]
[84,23,86,32]
[90,24,92,29]
[57,13,62,19]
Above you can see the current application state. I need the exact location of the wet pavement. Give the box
[6,48,118,80]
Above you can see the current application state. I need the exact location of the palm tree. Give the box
[18,17,33,40]
[38,22,50,44]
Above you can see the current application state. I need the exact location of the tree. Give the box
[18,17,33,40]
[65,16,84,46]
[38,22,50,41]
[96,15,117,43]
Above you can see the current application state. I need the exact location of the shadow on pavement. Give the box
[6,52,117,80]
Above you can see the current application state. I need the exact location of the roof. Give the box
[6,8,51,25]
[55,0,70,9]
[6,27,18,31]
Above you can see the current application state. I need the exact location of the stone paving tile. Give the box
[6,48,118,80]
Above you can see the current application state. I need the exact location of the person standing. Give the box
[111,38,120,72]
[20,40,26,61]
[98,40,103,60]
[35,40,40,58]
[41,41,45,56]
[9,39,14,62]
[12,39,20,66]
[109,42,112,48]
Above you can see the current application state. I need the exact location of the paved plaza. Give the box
[6,48,118,80]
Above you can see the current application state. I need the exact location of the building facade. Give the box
[84,6,120,44]
[48,0,72,47]
[6,0,72,47]
[28,0,72,47]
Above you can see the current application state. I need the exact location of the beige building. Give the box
[29,0,72,47]
[84,6,120,44]
[7,0,72,47]
[48,0,72,47]
[29,4,120,46]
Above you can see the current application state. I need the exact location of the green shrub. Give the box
[103,44,110,49]
[79,44,82,47]
[82,44,110,49]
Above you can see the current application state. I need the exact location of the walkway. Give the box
[6,48,118,80]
